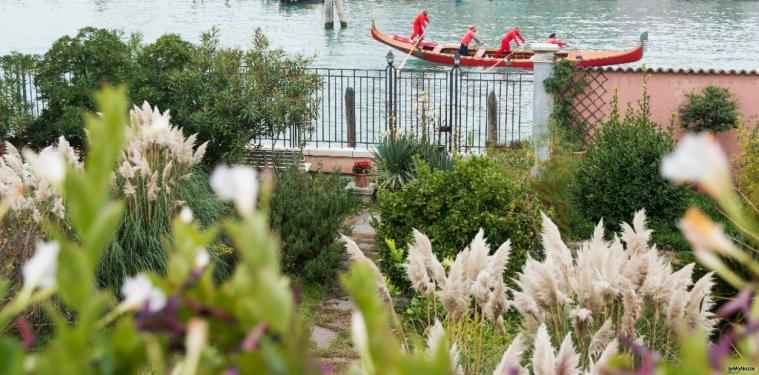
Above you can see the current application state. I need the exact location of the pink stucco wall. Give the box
[583,70,759,156]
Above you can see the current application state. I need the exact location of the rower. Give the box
[409,10,430,42]
[459,26,482,56]
[547,33,568,47]
[494,27,525,58]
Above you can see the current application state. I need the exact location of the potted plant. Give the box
[352,160,372,188]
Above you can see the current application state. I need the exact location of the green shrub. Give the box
[9,28,320,166]
[166,29,321,164]
[375,155,543,289]
[572,97,691,246]
[679,85,738,133]
[27,27,136,149]
[270,167,357,283]
[535,151,595,237]
[0,54,37,143]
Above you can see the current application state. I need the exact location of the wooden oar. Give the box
[483,44,525,72]
[398,29,426,70]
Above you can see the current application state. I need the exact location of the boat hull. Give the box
[371,22,645,69]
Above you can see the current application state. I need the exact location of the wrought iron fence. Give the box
[262,62,533,152]
[1,59,533,153]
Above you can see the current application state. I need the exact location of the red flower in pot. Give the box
[352,160,372,188]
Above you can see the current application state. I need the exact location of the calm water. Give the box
[1,0,758,70]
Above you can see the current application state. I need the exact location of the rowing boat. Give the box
[371,21,646,69]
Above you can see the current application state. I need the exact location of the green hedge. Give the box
[375,155,543,289]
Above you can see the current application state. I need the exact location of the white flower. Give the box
[679,207,737,256]
[194,248,210,269]
[179,206,194,223]
[351,310,373,373]
[661,133,731,199]
[120,274,167,313]
[182,319,208,375]
[23,147,66,185]
[210,165,258,217]
[22,241,60,290]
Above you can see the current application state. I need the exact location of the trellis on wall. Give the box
[557,69,609,144]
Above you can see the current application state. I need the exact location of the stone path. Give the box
[309,208,379,373]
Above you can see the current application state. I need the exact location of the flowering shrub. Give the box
[99,101,229,289]
[0,86,456,374]
[597,131,759,373]
[507,210,716,371]
[352,160,372,174]
[0,137,79,287]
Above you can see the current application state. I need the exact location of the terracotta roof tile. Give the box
[587,66,759,76]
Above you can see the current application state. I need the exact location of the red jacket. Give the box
[494,29,525,57]
[413,13,430,28]
[502,29,525,48]
[547,37,567,47]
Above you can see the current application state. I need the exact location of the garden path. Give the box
[309,208,378,373]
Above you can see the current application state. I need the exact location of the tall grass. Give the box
[97,102,229,289]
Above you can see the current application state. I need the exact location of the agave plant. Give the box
[371,133,419,190]
[371,133,452,190]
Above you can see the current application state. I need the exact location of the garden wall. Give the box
[577,67,759,156]
[303,148,373,174]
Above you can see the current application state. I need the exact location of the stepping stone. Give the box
[357,241,374,252]
[311,325,337,350]
[352,223,375,237]
[324,298,354,312]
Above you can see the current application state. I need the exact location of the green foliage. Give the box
[0,54,37,143]
[341,263,454,375]
[7,27,320,166]
[572,95,691,243]
[371,134,452,190]
[735,119,759,215]
[375,155,543,289]
[544,60,588,148]
[98,169,231,289]
[27,28,135,149]
[679,85,738,133]
[0,86,324,374]
[165,28,321,164]
[270,167,356,283]
[535,151,595,237]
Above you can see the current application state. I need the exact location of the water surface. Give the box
[1,0,757,70]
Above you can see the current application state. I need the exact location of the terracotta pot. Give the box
[355,173,370,188]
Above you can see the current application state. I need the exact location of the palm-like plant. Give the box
[371,134,452,190]
[371,134,419,190]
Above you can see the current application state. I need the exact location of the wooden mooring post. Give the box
[324,0,348,29]
[345,87,356,148]
[486,90,497,146]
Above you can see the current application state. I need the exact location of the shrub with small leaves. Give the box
[375,155,543,290]
[679,85,738,133]
[270,166,357,283]
[573,93,691,244]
